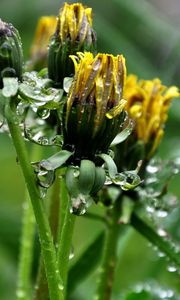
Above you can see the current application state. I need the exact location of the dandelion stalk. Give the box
[34,171,61,300]
[95,198,121,300]
[130,212,180,268]
[16,145,42,300]
[16,191,34,300]
[57,195,76,297]
[5,99,64,300]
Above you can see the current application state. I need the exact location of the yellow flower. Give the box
[63,52,127,161]
[124,74,179,158]
[48,3,96,86]
[30,16,57,70]
[59,3,93,44]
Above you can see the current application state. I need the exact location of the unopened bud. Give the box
[48,3,96,86]
[0,19,23,88]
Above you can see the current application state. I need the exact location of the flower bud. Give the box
[0,19,23,88]
[123,75,179,162]
[48,3,96,86]
[30,16,57,71]
[62,52,127,163]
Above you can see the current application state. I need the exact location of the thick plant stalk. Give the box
[5,101,64,300]
[131,212,180,268]
[34,172,61,300]
[16,145,42,300]
[95,199,121,300]
[57,196,75,298]
[16,191,35,300]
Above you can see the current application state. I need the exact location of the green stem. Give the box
[34,173,61,300]
[95,199,121,300]
[58,175,69,238]
[16,191,34,300]
[130,212,180,268]
[5,101,64,300]
[16,145,42,300]
[57,196,75,298]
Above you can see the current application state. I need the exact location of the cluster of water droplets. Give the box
[32,161,55,198]
[132,283,179,300]
[138,158,179,222]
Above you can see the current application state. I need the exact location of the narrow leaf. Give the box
[131,213,180,269]
[40,150,73,171]
[111,119,134,146]
[97,153,117,179]
[67,231,105,295]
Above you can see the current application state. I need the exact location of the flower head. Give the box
[124,75,179,158]
[0,19,23,88]
[63,52,126,162]
[58,2,94,46]
[30,16,57,70]
[48,3,96,86]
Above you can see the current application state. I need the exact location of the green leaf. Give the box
[97,153,117,179]
[39,150,73,171]
[2,77,18,97]
[131,213,180,269]
[67,230,105,295]
[111,119,134,146]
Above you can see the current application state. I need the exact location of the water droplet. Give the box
[167,265,177,272]
[73,168,80,177]
[69,247,74,260]
[70,194,93,215]
[34,88,40,95]
[39,187,47,198]
[58,284,64,291]
[158,251,166,258]
[37,137,49,145]
[156,210,168,218]
[38,109,50,120]
[105,176,112,185]
[146,164,159,174]
[146,205,155,214]
[157,228,167,237]
[16,289,25,298]
[17,102,27,116]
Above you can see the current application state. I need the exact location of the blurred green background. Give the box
[0,0,180,299]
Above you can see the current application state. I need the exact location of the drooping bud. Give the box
[115,74,180,171]
[30,16,57,71]
[0,19,23,88]
[48,3,96,86]
[62,52,127,163]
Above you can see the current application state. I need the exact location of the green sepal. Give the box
[90,167,106,195]
[111,119,134,146]
[78,160,96,194]
[65,166,80,197]
[39,150,73,171]
[97,153,117,179]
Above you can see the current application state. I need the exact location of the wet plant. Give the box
[0,2,180,300]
